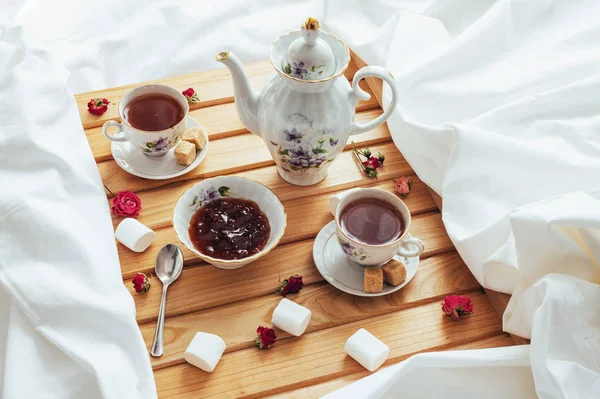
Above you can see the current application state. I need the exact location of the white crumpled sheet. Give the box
[0,26,157,399]
[2,0,600,398]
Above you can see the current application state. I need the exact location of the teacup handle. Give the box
[329,188,361,216]
[102,120,127,142]
[398,237,424,257]
[349,66,398,135]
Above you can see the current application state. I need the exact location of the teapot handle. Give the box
[349,66,398,135]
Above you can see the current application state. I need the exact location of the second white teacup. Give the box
[102,84,189,157]
[329,188,424,266]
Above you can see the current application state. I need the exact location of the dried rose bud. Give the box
[255,326,276,349]
[277,274,304,297]
[132,273,151,294]
[182,87,200,104]
[394,176,412,197]
[111,191,142,218]
[377,152,385,164]
[442,295,474,321]
[362,156,380,170]
[87,98,110,115]
[363,147,372,158]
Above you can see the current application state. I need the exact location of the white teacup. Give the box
[102,84,189,156]
[329,188,424,266]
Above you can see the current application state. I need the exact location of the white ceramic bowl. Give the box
[173,176,287,269]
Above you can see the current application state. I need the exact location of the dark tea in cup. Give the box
[123,93,185,131]
[339,198,404,245]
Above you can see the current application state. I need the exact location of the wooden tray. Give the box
[79,52,518,398]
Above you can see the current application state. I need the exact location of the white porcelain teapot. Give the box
[216,17,398,186]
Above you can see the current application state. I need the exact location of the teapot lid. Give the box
[282,17,336,80]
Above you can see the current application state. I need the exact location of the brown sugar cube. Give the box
[364,267,383,293]
[382,259,407,286]
[182,127,206,150]
[174,141,196,166]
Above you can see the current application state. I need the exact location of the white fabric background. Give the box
[1,0,599,398]
[0,26,157,398]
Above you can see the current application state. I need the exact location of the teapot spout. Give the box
[215,51,260,135]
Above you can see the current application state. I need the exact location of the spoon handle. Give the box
[150,284,169,357]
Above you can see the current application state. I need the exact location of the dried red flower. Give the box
[442,295,474,321]
[362,156,380,170]
[111,191,142,218]
[182,87,200,104]
[87,98,110,115]
[255,326,276,349]
[277,274,304,297]
[394,176,412,197]
[132,273,151,294]
[352,142,384,179]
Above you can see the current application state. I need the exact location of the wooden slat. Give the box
[113,175,434,233]
[77,59,360,130]
[140,251,481,369]
[100,109,390,196]
[128,214,455,325]
[266,334,516,399]
[153,291,501,399]
[119,208,450,280]
[110,140,413,233]
[85,80,378,163]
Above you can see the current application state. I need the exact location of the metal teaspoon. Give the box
[150,244,184,357]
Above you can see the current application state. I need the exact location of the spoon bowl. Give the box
[155,244,184,285]
[151,244,184,357]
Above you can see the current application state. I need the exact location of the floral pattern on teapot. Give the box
[284,62,328,80]
[269,113,341,172]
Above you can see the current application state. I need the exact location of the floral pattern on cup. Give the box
[270,113,341,173]
[189,186,236,211]
[284,61,328,80]
[337,236,368,262]
[142,130,183,154]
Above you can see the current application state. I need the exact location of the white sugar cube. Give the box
[115,218,155,253]
[344,328,389,372]
[184,332,226,372]
[271,298,312,337]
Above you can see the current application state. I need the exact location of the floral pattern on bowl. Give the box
[284,61,328,80]
[338,236,368,262]
[189,186,235,211]
[269,113,341,173]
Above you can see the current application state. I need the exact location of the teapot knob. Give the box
[302,16,320,30]
[301,17,320,46]
[283,17,336,80]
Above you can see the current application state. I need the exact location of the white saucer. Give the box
[313,221,420,297]
[111,117,209,180]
